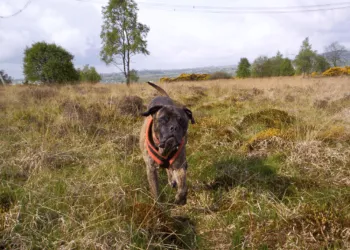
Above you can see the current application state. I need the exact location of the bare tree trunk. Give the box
[0,74,5,85]
[126,49,130,86]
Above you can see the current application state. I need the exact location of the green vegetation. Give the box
[100,0,150,85]
[279,58,295,76]
[209,71,232,80]
[294,37,316,75]
[77,65,102,83]
[1,77,349,249]
[236,58,251,78]
[23,42,79,84]
[129,69,140,82]
[251,52,297,77]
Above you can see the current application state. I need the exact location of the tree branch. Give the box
[0,1,32,19]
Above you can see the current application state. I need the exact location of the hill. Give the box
[101,65,237,83]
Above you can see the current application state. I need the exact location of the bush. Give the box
[160,73,211,82]
[129,69,139,83]
[322,66,350,76]
[279,58,295,76]
[209,71,232,80]
[77,65,101,83]
[23,42,79,84]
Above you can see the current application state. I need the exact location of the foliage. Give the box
[251,53,295,77]
[23,42,79,84]
[209,71,232,80]
[324,42,348,67]
[77,65,102,83]
[100,0,150,85]
[294,37,317,75]
[269,51,284,76]
[314,55,331,73]
[236,58,251,78]
[0,69,13,84]
[322,66,350,76]
[129,69,139,82]
[279,58,295,76]
[160,73,211,82]
[251,56,271,77]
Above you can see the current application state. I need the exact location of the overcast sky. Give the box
[1,0,349,78]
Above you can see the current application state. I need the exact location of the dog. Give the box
[139,81,195,205]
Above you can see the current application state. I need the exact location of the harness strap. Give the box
[145,117,184,168]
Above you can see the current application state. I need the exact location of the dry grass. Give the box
[1,76,350,249]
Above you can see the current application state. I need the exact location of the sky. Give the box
[0,0,350,78]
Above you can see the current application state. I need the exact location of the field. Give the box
[1,77,350,249]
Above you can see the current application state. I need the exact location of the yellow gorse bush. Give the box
[322,66,350,76]
[160,73,211,82]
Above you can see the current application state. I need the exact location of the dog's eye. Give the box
[178,117,186,126]
[159,116,169,123]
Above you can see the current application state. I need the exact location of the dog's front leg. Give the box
[146,164,159,201]
[173,165,188,205]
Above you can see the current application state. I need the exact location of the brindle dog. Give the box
[139,81,195,205]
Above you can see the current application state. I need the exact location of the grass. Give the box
[1,76,350,249]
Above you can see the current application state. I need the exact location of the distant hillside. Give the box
[101,65,237,83]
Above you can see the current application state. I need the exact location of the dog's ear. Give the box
[141,105,163,116]
[184,107,195,124]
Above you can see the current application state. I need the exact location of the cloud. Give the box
[0,0,349,78]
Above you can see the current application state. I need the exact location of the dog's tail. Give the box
[147,81,169,97]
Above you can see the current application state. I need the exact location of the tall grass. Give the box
[1,77,350,249]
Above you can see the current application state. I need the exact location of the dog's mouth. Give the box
[158,137,179,157]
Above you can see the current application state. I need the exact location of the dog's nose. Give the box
[171,181,177,188]
[170,125,178,132]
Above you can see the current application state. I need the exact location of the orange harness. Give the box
[145,117,185,168]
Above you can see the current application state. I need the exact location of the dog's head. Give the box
[142,105,195,156]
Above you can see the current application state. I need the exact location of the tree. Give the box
[100,0,150,85]
[251,56,271,77]
[23,42,79,84]
[294,37,317,76]
[314,55,330,73]
[279,58,295,76]
[236,58,251,78]
[0,70,13,84]
[324,42,348,67]
[77,65,102,83]
[0,1,31,18]
[270,51,284,76]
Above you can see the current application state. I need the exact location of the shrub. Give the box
[129,69,140,83]
[279,58,295,76]
[118,96,145,116]
[160,73,211,82]
[77,65,101,83]
[322,66,350,76]
[209,71,232,80]
[23,42,79,84]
